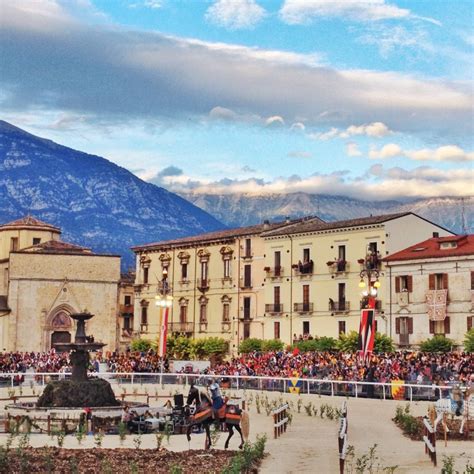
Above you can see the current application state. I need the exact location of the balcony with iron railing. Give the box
[157,281,172,293]
[197,278,210,291]
[329,301,350,313]
[169,322,194,333]
[292,261,314,277]
[265,266,284,279]
[120,304,134,315]
[294,302,314,314]
[240,278,253,289]
[327,260,350,274]
[265,303,283,314]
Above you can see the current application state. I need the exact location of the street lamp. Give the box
[155,268,173,378]
[358,268,380,308]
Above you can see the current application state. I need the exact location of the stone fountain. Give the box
[36,312,119,408]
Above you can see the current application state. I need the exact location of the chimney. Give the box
[263,219,270,230]
[433,232,439,238]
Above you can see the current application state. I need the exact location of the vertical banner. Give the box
[358,308,375,359]
[158,307,169,358]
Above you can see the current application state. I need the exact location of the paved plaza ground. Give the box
[0,384,472,473]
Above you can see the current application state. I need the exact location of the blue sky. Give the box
[1,0,472,201]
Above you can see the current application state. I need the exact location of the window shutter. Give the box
[395,318,400,334]
[429,320,435,334]
[408,317,413,334]
[428,274,435,290]
[442,273,448,289]
[468,316,473,331]
[407,276,413,293]
[395,277,400,293]
[471,271,474,290]
[374,320,378,333]
[444,316,450,334]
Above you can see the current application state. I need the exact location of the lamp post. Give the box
[358,268,381,309]
[155,268,173,382]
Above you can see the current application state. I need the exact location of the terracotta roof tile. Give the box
[262,212,413,237]
[132,217,319,251]
[384,235,474,262]
[0,216,61,233]
[18,240,94,255]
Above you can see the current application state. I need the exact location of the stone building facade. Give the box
[384,234,474,348]
[0,217,121,352]
[133,212,454,350]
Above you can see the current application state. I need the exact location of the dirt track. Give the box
[1,385,472,473]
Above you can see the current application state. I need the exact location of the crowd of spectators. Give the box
[208,350,473,385]
[0,349,472,386]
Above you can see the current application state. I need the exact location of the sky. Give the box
[1,0,473,201]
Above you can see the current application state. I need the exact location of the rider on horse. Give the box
[208,379,225,414]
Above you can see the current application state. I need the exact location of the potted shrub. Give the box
[357,258,365,264]
[326,261,335,266]
[263,266,271,272]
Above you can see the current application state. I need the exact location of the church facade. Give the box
[0,217,121,352]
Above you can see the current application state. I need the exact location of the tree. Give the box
[336,331,359,352]
[463,329,474,353]
[316,336,337,351]
[261,339,284,352]
[130,338,154,352]
[238,338,263,353]
[419,335,453,353]
[374,333,394,353]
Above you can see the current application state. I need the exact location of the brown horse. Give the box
[185,390,245,450]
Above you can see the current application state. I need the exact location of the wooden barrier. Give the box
[338,401,348,474]
[272,403,289,439]
[423,411,437,467]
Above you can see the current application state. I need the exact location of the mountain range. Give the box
[0,121,224,269]
[1,120,471,272]
[181,192,473,234]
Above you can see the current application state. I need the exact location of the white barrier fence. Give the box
[1,372,454,402]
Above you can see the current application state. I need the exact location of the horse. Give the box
[185,388,246,450]
[434,392,474,434]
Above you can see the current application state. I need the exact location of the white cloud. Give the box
[290,122,306,131]
[265,115,285,126]
[346,142,362,157]
[369,143,403,159]
[144,0,163,8]
[287,151,312,158]
[343,121,391,138]
[177,36,323,67]
[358,25,433,59]
[280,0,411,24]
[312,122,391,140]
[155,165,474,201]
[1,1,471,136]
[206,0,266,30]
[369,144,473,162]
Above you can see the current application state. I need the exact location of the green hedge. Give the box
[130,336,229,360]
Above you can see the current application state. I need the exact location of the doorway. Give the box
[51,331,71,347]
